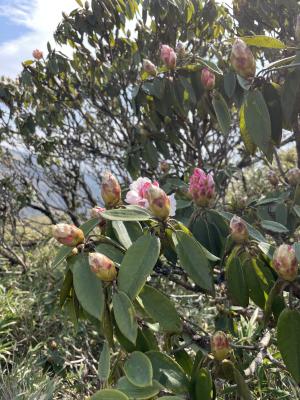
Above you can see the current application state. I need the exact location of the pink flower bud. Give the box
[230,38,256,79]
[211,331,231,361]
[201,68,215,90]
[143,59,157,76]
[273,244,298,282]
[230,215,248,243]
[160,160,170,174]
[101,172,121,207]
[160,45,177,69]
[188,168,215,207]
[267,171,279,186]
[145,185,171,220]
[32,49,43,60]
[89,252,117,282]
[52,224,84,247]
[287,168,300,186]
[296,15,300,42]
[90,207,106,228]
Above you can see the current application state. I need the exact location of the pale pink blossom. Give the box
[189,168,215,207]
[125,177,176,216]
[160,45,177,69]
[32,49,43,60]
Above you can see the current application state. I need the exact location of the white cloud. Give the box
[0,0,76,78]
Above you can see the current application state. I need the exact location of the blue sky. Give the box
[0,0,75,77]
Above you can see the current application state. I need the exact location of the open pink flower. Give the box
[189,168,215,207]
[125,177,176,216]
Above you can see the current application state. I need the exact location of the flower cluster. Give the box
[125,177,176,219]
[188,168,215,207]
[230,38,256,79]
[160,44,177,69]
[230,215,248,244]
[142,43,178,75]
[101,171,121,207]
[91,206,107,229]
[32,49,43,60]
[287,168,300,186]
[211,331,231,361]
[89,252,117,282]
[52,224,84,247]
[273,244,298,282]
[201,68,215,90]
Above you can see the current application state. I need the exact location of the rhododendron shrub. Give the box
[2,0,300,398]
[52,159,300,399]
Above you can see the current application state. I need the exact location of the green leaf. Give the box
[23,59,34,66]
[294,242,300,262]
[52,246,73,268]
[70,254,104,320]
[281,68,300,124]
[174,231,214,292]
[277,309,300,383]
[264,280,285,325]
[238,35,285,49]
[75,0,83,6]
[191,367,214,400]
[80,217,101,236]
[118,234,160,299]
[197,57,223,75]
[226,255,249,307]
[98,341,110,382]
[59,269,73,307]
[146,351,189,394]
[244,89,273,159]
[142,79,165,99]
[116,377,162,399]
[293,205,300,218]
[239,104,256,155]
[212,92,231,136]
[262,83,282,147]
[112,291,138,344]
[144,140,159,169]
[159,397,184,400]
[233,367,252,400]
[94,242,124,263]
[90,389,129,400]
[139,285,182,333]
[112,220,142,249]
[124,351,153,387]
[261,220,288,233]
[224,70,236,98]
[101,207,152,221]
[258,242,275,259]
[186,1,194,22]
[243,258,267,309]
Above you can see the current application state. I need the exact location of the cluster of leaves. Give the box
[52,174,300,399]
